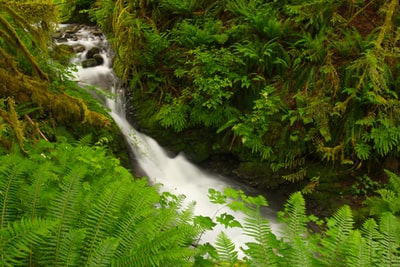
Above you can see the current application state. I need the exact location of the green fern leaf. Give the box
[0,217,57,267]
[386,169,400,192]
[378,212,400,267]
[0,154,28,227]
[318,205,354,267]
[344,230,367,267]
[83,178,135,265]
[156,98,189,132]
[242,204,280,266]
[86,237,119,267]
[354,143,371,160]
[114,224,196,267]
[58,229,86,267]
[214,231,238,264]
[279,192,313,267]
[359,218,381,266]
[113,179,161,257]
[43,166,85,266]
[23,161,58,219]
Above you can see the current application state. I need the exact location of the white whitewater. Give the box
[58,25,280,256]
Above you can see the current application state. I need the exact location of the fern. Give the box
[156,98,189,132]
[345,230,367,267]
[86,237,119,267]
[23,161,59,219]
[378,212,400,267]
[366,170,400,216]
[58,229,86,267]
[42,166,85,266]
[113,179,161,257]
[0,218,57,267]
[114,224,196,267]
[242,202,280,266]
[82,178,134,265]
[279,192,313,267]
[370,125,400,156]
[214,231,239,264]
[318,205,355,266]
[0,154,28,227]
[358,218,381,266]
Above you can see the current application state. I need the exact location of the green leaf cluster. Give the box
[199,188,400,267]
[0,140,200,266]
[90,0,400,183]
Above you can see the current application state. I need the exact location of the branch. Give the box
[24,115,48,141]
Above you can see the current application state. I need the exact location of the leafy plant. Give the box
[199,188,400,266]
[366,170,400,216]
[0,140,201,266]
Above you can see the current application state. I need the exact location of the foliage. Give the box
[0,0,118,153]
[90,0,400,187]
[0,140,200,266]
[365,170,400,216]
[197,188,400,266]
[2,147,400,266]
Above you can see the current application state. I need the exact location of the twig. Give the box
[25,114,49,141]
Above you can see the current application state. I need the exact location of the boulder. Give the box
[92,29,104,37]
[86,47,101,59]
[81,58,99,68]
[93,53,104,65]
[73,44,86,53]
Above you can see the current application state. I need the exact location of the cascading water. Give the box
[56,24,280,256]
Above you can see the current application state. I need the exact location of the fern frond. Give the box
[318,205,354,266]
[280,192,307,239]
[279,192,313,267]
[242,204,280,266]
[386,169,400,192]
[113,180,161,257]
[114,224,196,267]
[42,166,85,266]
[58,229,86,267]
[359,218,381,266]
[23,161,58,219]
[83,178,135,265]
[0,154,28,227]
[378,212,400,267]
[344,230,367,267]
[0,217,56,267]
[75,134,93,147]
[86,237,119,267]
[214,231,238,264]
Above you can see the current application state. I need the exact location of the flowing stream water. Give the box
[56,24,281,255]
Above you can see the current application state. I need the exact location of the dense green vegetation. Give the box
[1,0,400,266]
[88,0,400,209]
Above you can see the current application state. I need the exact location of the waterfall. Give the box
[57,24,280,256]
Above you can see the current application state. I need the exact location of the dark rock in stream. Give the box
[73,44,86,53]
[86,47,101,59]
[92,53,104,65]
[81,58,99,68]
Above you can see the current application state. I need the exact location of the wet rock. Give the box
[82,58,99,68]
[93,53,104,65]
[73,44,86,53]
[65,24,81,34]
[86,47,101,59]
[92,29,104,37]
[56,43,74,53]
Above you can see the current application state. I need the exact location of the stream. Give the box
[55,24,281,256]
